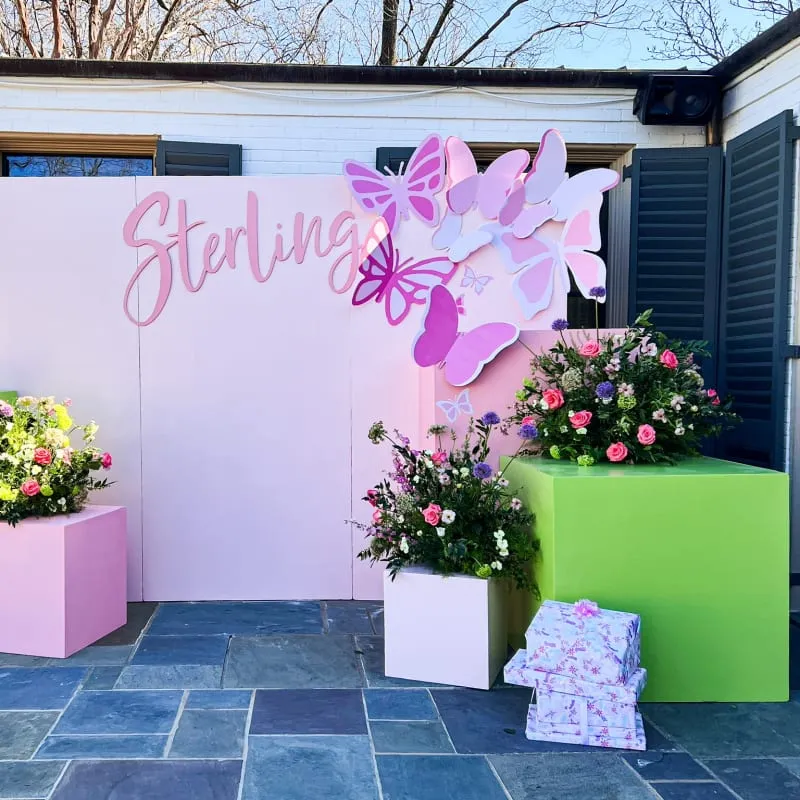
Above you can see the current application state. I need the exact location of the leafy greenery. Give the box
[0,396,112,525]
[356,415,538,592]
[507,310,740,465]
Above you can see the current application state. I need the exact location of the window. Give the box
[3,154,152,177]
[0,133,158,178]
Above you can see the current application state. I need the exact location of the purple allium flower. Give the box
[481,411,501,426]
[589,286,606,299]
[595,381,614,399]
[519,423,539,440]
[472,462,493,480]
[551,318,569,331]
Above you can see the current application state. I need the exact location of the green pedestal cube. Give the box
[0,391,17,404]
[502,456,789,702]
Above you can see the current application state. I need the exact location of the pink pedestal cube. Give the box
[384,567,507,690]
[0,505,127,658]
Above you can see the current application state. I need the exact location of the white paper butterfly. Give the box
[436,389,474,423]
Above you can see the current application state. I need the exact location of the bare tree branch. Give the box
[12,0,38,56]
[417,0,455,64]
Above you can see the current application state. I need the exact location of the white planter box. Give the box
[383,567,508,690]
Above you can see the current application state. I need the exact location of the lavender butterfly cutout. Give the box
[436,389,474,423]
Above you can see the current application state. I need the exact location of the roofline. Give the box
[0,58,685,89]
[713,9,800,81]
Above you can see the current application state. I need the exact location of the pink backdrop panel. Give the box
[133,176,362,600]
[0,178,145,600]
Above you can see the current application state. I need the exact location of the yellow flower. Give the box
[54,405,73,431]
[0,485,18,502]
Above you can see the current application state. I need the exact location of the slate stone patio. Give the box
[0,601,797,799]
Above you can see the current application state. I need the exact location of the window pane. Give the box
[4,155,152,177]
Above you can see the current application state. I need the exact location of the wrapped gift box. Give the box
[525,599,640,686]
[505,649,646,732]
[526,705,647,751]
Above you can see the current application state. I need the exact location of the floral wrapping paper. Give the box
[526,705,647,751]
[537,688,638,730]
[504,649,647,704]
[525,600,641,686]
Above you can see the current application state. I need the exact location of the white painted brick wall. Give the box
[0,77,702,174]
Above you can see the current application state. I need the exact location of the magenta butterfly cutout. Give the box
[351,223,457,326]
[445,137,530,220]
[413,285,519,386]
[343,134,445,235]
[507,200,607,320]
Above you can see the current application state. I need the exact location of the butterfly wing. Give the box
[478,149,530,220]
[498,183,526,226]
[413,285,460,367]
[474,275,492,295]
[445,138,480,214]
[549,168,619,221]
[431,210,462,250]
[562,204,606,299]
[524,129,567,204]
[351,223,394,306]
[384,256,458,326]
[436,400,459,423]
[447,229,493,263]
[511,202,556,239]
[343,160,400,233]
[404,134,446,227]
[444,322,520,386]
[460,266,476,289]
[513,256,559,320]
[455,389,473,414]
[486,225,555,275]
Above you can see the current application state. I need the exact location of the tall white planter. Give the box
[383,566,508,690]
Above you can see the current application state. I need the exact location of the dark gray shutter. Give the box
[376,147,415,174]
[717,110,795,470]
[628,147,723,386]
[156,140,242,176]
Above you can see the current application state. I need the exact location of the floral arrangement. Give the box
[0,396,113,525]
[356,413,538,591]
[508,308,739,466]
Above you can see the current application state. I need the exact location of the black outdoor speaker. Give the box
[633,74,721,126]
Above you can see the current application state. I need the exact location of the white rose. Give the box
[31,465,42,475]
[441,510,456,524]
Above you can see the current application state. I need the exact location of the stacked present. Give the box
[504,599,647,751]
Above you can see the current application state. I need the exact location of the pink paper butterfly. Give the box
[499,129,619,238]
[413,285,519,386]
[343,134,446,234]
[351,222,457,326]
[510,200,607,320]
[445,137,530,220]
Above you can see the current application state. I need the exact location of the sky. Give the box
[549,3,777,70]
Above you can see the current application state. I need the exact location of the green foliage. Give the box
[0,396,112,525]
[507,311,740,465]
[355,417,538,592]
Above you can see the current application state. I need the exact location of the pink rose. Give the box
[61,448,73,465]
[372,509,382,524]
[33,447,52,466]
[637,424,656,446]
[579,340,602,358]
[659,349,679,369]
[542,389,565,410]
[707,389,720,406]
[20,479,40,497]
[606,442,628,463]
[431,451,448,467]
[521,415,536,425]
[570,410,593,429]
[101,452,113,470]
[366,489,378,507]
[422,503,442,526]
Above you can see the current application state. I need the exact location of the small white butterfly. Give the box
[460,265,493,295]
[436,389,474,423]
